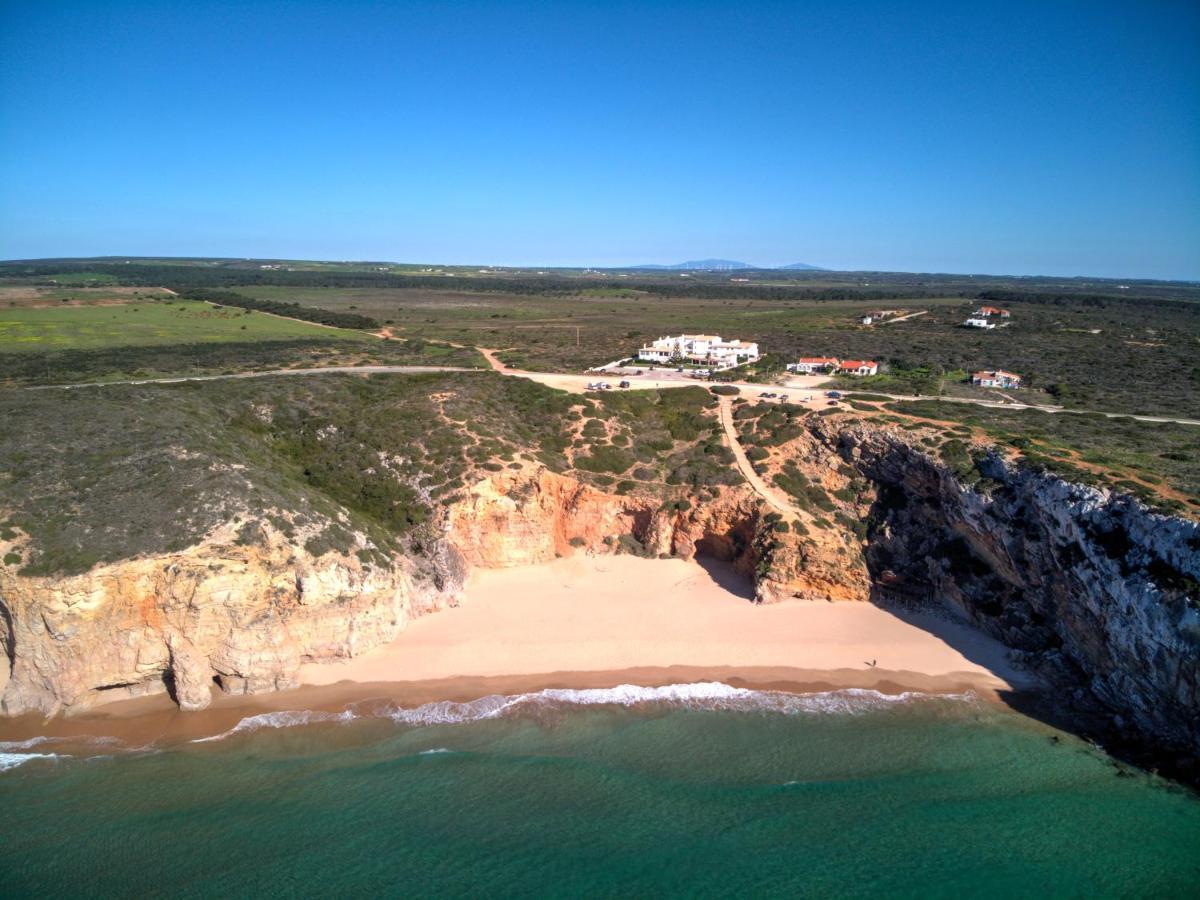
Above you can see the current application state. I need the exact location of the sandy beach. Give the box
[298,554,1024,691]
[0,555,1031,749]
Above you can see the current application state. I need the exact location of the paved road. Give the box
[716,397,801,517]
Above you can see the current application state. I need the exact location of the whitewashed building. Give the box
[637,334,760,369]
[839,359,879,377]
[972,369,1022,388]
[787,356,841,374]
[963,318,996,329]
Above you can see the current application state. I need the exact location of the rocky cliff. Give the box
[819,420,1199,775]
[2,416,1196,784]
[0,466,823,716]
[0,519,465,715]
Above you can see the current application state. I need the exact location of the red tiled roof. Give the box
[840,360,877,369]
[796,357,839,365]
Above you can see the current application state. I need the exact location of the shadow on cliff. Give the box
[873,591,1200,788]
[694,554,756,601]
[869,593,1027,686]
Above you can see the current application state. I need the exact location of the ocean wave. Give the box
[0,736,57,752]
[191,708,357,743]
[418,747,453,755]
[187,683,972,744]
[0,752,62,773]
[383,682,967,725]
[1,734,121,753]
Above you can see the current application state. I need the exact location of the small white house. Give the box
[964,318,995,329]
[972,369,1022,389]
[787,357,841,374]
[839,359,879,377]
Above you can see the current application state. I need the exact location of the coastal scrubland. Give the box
[879,400,1200,516]
[0,372,734,577]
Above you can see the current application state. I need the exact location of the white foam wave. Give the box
[0,752,62,773]
[0,734,121,753]
[191,708,356,743]
[187,683,971,744]
[0,736,56,752]
[418,747,453,755]
[384,682,964,725]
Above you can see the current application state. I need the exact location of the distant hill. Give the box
[628,260,825,271]
[630,259,754,271]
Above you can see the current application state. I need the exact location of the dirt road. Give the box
[716,397,801,517]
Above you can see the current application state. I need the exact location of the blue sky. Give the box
[1,1,1198,278]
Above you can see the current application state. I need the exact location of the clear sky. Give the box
[2,1,1198,278]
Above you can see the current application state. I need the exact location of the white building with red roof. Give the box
[787,356,841,374]
[839,359,879,376]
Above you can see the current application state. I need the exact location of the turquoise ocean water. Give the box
[2,683,1198,898]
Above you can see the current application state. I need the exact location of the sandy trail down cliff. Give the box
[716,397,801,517]
[298,555,1025,690]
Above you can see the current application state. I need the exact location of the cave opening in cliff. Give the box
[692,528,755,600]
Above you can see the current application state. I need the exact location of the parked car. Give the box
[779,394,789,402]
[827,399,839,406]
[826,391,842,399]
[759,392,770,397]
[619,380,631,388]
[635,369,644,375]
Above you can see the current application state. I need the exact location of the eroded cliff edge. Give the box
[1,403,1196,779]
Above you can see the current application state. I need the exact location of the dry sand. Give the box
[298,554,1024,691]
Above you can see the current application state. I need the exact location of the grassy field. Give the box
[0,285,176,305]
[233,285,1200,418]
[0,299,370,353]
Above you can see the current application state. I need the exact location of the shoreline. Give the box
[1,555,1033,751]
[0,663,1022,752]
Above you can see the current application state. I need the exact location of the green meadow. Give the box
[0,300,370,353]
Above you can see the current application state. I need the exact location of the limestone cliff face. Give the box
[0,521,464,716]
[444,467,863,605]
[819,419,1200,769]
[0,464,848,716]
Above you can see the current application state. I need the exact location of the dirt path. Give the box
[19,344,1200,428]
[31,365,478,390]
[717,397,800,517]
[877,309,929,325]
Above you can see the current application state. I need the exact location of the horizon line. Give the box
[2,254,1198,285]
